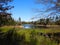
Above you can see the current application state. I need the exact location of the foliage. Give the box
[34,15,60,25]
[0,28,20,45]
[0,0,13,3]
[0,0,16,26]
[0,27,60,45]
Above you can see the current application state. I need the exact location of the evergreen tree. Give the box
[0,0,14,26]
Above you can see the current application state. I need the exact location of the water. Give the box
[22,24,34,29]
[22,24,47,29]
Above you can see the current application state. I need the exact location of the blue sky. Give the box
[9,0,45,22]
[10,0,53,22]
[11,0,35,22]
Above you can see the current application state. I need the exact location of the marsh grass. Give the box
[0,26,60,45]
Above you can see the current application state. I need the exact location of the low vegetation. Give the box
[0,27,60,45]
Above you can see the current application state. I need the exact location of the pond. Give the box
[22,24,34,29]
[22,24,47,29]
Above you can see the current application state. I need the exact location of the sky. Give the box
[10,0,45,22]
[11,0,35,22]
[10,0,56,22]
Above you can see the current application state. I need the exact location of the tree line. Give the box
[33,15,60,25]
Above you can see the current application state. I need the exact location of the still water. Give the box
[22,24,47,29]
[22,24,34,29]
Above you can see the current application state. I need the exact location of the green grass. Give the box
[0,26,14,32]
[0,26,60,45]
[0,26,60,34]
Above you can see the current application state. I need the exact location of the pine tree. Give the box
[0,0,14,26]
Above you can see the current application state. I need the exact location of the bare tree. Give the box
[35,0,60,17]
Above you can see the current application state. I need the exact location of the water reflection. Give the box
[22,24,34,29]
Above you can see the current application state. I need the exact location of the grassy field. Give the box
[0,26,60,45]
[0,26,60,33]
